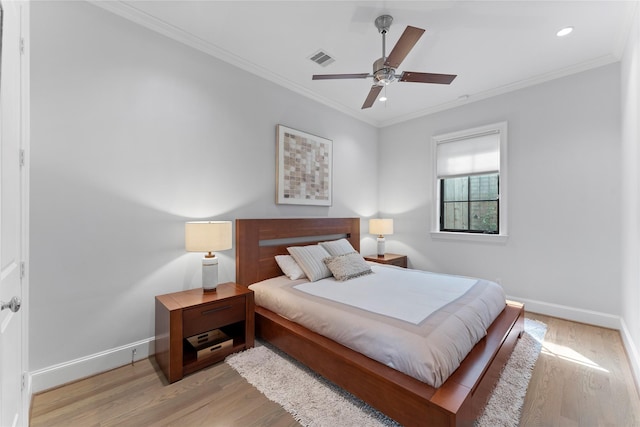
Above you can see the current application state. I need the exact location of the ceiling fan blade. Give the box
[384,26,425,69]
[399,72,457,84]
[313,73,369,80]
[361,85,383,109]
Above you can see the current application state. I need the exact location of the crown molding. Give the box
[379,54,619,128]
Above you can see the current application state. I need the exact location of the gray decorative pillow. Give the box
[275,255,307,280]
[324,252,373,281]
[319,238,357,256]
[287,245,332,282]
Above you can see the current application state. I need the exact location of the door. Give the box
[0,1,25,426]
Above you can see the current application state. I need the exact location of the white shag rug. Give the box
[226,318,546,427]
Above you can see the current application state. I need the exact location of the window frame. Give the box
[431,122,508,243]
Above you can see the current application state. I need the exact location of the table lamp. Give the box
[185,221,232,292]
[369,218,394,256]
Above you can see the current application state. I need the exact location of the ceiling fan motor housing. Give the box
[373,57,396,85]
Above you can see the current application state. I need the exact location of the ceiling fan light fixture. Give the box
[376,74,396,85]
[373,58,396,85]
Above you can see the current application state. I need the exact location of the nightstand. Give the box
[364,253,408,268]
[154,282,254,383]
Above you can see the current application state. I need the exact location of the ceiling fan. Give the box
[312,15,457,109]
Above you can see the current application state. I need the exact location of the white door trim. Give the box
[19,1,30,423]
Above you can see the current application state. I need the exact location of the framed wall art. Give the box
[276,125,332,206]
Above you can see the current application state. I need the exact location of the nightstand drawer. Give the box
[183,297,246,337]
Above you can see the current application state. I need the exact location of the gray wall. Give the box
[379,63,622,317]
[30,1,378,373]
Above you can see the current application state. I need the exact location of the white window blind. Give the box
[436,131,500,178]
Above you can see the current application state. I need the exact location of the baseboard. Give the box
[619,318,640,397]
[29,337,155,394]
[511,294,640,395]
[509,295,621,329]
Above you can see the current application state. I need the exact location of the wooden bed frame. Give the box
[235,218,524,427]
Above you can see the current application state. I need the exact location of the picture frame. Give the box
[276,125,332,206]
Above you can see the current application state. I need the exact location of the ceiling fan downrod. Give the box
[374,15,396,85]
[375,15,393,62]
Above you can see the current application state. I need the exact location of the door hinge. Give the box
[19,149,25,167]
[20,262,25,279]
[20,38,25,55]
[21,373,26,391]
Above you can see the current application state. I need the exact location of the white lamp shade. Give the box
[185,221,232,253]
[369,218,394,236]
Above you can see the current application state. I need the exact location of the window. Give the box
[441,174,499,233]
[432,122,507,241]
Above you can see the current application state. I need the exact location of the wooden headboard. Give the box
[235,218,360,286]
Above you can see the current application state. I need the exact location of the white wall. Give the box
[379,64,622,325]
[621,4,640,384]
[29,1,378,390]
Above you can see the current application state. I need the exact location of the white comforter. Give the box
[249,263,506,388]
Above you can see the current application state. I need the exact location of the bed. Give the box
[235,218,524,427]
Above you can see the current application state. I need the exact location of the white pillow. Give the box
[319,238,357,256]
[324,252,373,281]
[287,245,332,282]
[275,255,307,280]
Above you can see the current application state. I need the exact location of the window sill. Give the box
[430,231,508,244]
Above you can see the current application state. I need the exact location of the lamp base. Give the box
[202,256,219,292]
[376,236,386,256]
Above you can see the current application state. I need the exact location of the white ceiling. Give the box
[98,1,637,127]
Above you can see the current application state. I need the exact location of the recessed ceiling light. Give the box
[556,26,574,37]
[379,96,387,102]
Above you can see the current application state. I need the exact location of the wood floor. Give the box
[30,313,640,426]
[522,313,640,426]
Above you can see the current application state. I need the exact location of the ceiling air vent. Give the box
[309,50,335,67]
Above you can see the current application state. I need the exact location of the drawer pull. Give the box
[209,344,222,352]
[201,305,232,316]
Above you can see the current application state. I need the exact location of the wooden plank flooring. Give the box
[31,313,640,426]
[522,313,640,426]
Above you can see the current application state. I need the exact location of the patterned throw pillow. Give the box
[323,252,373,281]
